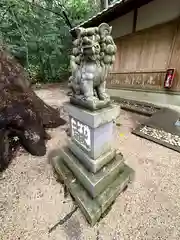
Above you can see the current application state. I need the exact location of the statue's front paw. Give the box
[84,96,99,109]
[99,93,110,101]
[85,96,98,103]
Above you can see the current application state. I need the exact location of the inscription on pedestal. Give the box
[70,117,91,151]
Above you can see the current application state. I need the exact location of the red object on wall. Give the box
[164,68,175,88]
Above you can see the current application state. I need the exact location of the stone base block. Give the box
[52,156,134,226]
[65,102,120,159]
[61,146,124,198]
[68,139,116,173]
[65,102,120,128]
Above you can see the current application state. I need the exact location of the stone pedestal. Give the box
[52,102,134,226]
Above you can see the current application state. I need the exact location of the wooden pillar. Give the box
[101,0,109,10]
[133,8,138,33]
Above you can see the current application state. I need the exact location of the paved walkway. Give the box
[1,87,180,240]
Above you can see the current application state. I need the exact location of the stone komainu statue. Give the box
[68,23,117,110]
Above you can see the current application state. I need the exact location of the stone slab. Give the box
[70,116,113,159]
[65,102,120,128]
[60,146,125,198]
[132,107,180,152]
[143,107,180,136]
[68,139,116,173]
[70,117,113,159]
[52,156,134,226]
[108,88,180,108]
[113,97,161,116]
[133,125,180,153]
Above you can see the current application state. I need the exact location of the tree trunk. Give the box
[0,47,66,172]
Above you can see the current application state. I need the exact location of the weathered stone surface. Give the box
[66,103,120,159]
[52,156,134,226]
[68,23,116,110]
[65,102,120,128]
[70,96,111,111]
[60,146,125,198]
[49,22,135,227]
[68,139,116,173]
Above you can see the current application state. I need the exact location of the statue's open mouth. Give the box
[82,45,94,56]
[82,45,93,49]
[82,43,100,56]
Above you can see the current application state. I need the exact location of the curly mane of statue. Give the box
[68,23,117,110]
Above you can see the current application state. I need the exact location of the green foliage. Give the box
[0,0,100,83]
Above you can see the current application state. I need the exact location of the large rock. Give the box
[0,47,66,172]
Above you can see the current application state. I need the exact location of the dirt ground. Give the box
[1,86,180,240]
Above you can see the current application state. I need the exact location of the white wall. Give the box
[137,0,180,31]
[109,11,133,39]
[109,0,180,39]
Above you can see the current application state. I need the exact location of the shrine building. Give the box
[71,0,180,106]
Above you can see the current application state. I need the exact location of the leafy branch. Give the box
[9,7,29,68]
[0,0,100,82]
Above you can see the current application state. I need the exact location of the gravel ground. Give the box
[1,86,180,240]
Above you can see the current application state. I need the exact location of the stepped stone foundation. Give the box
[52,102,134,226]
